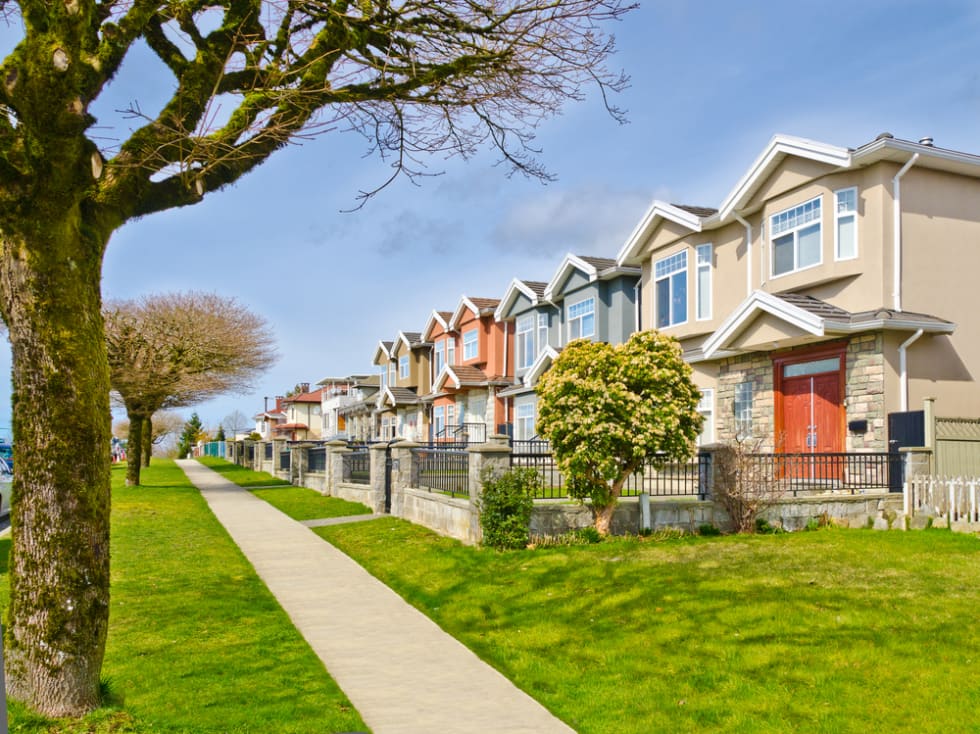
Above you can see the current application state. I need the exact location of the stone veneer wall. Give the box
[715,353,775,449]
[843,333,886,451]
[714,334,887,452]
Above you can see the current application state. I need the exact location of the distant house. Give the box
[429,296,512,442]
[254,396,286,440]
[372,341,398,439]
[616,132,975,453]
[494,256,640,439]
[275,384,324,441]
[328,375,381,442]
[377,331,432,442]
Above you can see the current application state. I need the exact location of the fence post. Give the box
[466,434,512,545]
[325,440,348,496]
[369,443,393,514]
[390,440,420,516]
[923,397,936,455]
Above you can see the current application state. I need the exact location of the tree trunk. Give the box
[141,416,152,468]
[594,503,616,535]
[0,227,111,716]
[125,411,145,486]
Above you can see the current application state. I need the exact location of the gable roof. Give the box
[544,253,641,301]
[494,278,549,321]
[449,296,500,330]
[282,387,324,404]
[523,345,561,387]
[702,290,955,359]
[618,133,980,267]
[373,340,394,364]
[381,386,420,407]
[422,310,454,341]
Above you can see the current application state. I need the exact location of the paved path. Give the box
[177,460,575,734]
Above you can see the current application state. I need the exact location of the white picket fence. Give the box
[904,476,980,524]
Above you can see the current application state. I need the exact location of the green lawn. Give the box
[316,519,980,734]
[195,457,372,521]
[195,455,290,487]
[2,461,367,734]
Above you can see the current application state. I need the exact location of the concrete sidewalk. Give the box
[176,460,575,734]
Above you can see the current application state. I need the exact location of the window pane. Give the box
[697,265,710,319]
[837,215,856,259]
[798,223,821,268]
[671,270,687,324]
[773,233,794,275]
[656,278,670,328]
[783,357,839,378]
[582,313,595,338]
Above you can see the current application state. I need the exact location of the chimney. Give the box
[300,382,310,394]
[264,396,269,412]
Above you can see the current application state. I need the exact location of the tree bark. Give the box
[125,411,145,486]
[0,227,111,716]
[141,416,152,468]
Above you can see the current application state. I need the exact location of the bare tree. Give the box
[0,0,632,715]
[105,293,277,487]
[223,410,253,440]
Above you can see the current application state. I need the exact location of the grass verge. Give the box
[196,457,371,521]
[195,456,289,487]
[2,461,368,733]
[316,518,980,734]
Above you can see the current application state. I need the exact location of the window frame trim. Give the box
[695,243,712,322]
[769,195,823,279]
[566,296,596,342]
[654,249,689,329]
[834,186,859,262]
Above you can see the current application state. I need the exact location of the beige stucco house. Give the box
[618,133,977,457]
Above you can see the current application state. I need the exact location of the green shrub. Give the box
[478,467,539,550]
[698,523,721,536]
[574,526,603,544]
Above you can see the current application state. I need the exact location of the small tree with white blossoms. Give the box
[536,331,703,535]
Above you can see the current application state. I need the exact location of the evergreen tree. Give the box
[177,413,204,458]
[215,425,226,442]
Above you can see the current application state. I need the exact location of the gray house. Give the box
[495,255,641,439]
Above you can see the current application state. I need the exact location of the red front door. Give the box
[776,346,845,483]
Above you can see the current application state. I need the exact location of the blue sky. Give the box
[2,0,980,437]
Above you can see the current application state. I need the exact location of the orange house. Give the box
[425,297,513,442]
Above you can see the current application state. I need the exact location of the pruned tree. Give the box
[536,331,703,535]
[0,0,631,715]
[113,410,186,463]
[106,292,276,486]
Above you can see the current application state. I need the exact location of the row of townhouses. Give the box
[254,132,980,456]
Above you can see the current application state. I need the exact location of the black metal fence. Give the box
[307,447,326,473]
[510,440,711,500]
[742,452,902,495]
[343,450,371,485]
[413,447,469,497]
[246,444,255,462]
[433,422,487,445]
[264,443,273,460]
[279,451,290,471]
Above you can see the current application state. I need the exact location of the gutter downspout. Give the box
[892,153,920,312]
[898,328,924,412]
[634,281,641,332]
[734,213,753,297]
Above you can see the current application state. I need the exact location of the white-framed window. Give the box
[537,313,548,357]
[734,381,753,441]
[380,365,388,388]
[696,388,714,446]
[516,402,536,440]
[434,341,445,375]
[771,196,821,277]
[446,338,456,367]
[388,361,397,385]
[516,314,535,369]
[835,187,858,261]
[463,329,478,360]
[655,250,688,328]
[447,403,456,428]
[433,405,445,437]
[399,355,409,379]
[567,297,595,341]
[696,244,712,321]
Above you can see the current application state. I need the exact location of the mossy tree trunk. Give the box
[0,223,112,716]
[141,417,152,468]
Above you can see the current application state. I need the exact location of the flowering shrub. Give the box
[536,330,702,535]
[478,467,540,550]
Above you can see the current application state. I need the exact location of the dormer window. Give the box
[399,355,409,379]
[771,197,821,276]
[516,315,534,369]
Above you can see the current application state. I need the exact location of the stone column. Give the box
[390,440,420,516]
[466,434,512,545]
[325,440,348,496]
[369,442,392,514]
[290,444,307,486]
[272,439,287,479]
